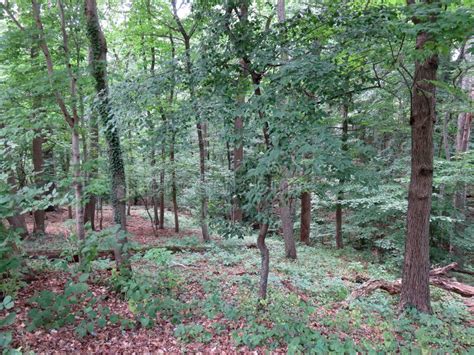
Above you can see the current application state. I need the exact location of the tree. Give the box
[85,0,130,269]
[31,0,86,244]
[399,0,439,313]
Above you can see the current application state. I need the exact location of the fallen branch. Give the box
[281,279,310,303]
[347,263,474,302]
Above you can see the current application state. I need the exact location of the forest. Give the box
[0,0,473,352]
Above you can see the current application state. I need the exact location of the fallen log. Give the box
[347,263,474,302]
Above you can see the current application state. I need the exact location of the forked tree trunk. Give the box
[85,0,129,270]
[171,0,209,241]
[32,0,86,243]
[400,0,439,313]
[300,191,311,244]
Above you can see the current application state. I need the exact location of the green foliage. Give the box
[174,323,212,344]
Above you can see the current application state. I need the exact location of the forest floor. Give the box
[3,207,474,353]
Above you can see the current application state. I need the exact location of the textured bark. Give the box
[159,140,165,230]
[32,134,45,233]
[85,0,129,270]
[71,126,85,243]
[197,121,210,242]
[280,179,297,259]
[400,2,438,313]
[300,191,311,244]
[84,103,99,231]
[257,223,270,300]
[233,112,244,222]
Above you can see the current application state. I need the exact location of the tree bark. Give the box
[335,104,348,249]
[85,0,129,270]
[280,178,297,259]
[32,134,46,234]
[300,191,311,244]
[84,105,99,231]
[159,131,166,230]
[257,222,270,301]
[400,1,438,313]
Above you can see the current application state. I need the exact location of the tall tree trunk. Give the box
[159,143,165,229]
[335,104,348,249]
[233,110,244,222]
[171,0,209,241]
[71,125,85,243]
[151,148,160,227]
[84,105,99,230]
[32,0,86,243]
[277,0,297,259]
[169,33,179,233]
[300,191,311,244]
[32,134,45,234]
[170,134,179,233]
[85,0,129,270]
[280,178,297,258]
[30,41,46,234]
[400,0,438,313]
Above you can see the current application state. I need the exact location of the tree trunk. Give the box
[85,0,129,270]
[30,42,46,234]
[400,2,438,313]
[277,0,296,259]
[257,222,270,301]
[159,142,165,229]
[170,137,179,233]
[71,125,85,242]
[169,34,179,233]
[300,191,311,244]
[280,178,297,259]
[84,109,99,231]
[32,134,46,234]
[335,104,348,249]
[197,121,210,241]
[233,113,244,222]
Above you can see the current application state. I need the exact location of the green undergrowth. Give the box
[8,233,474,353]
